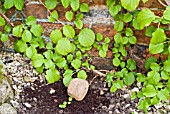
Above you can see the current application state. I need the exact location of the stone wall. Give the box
[0,0,168,69]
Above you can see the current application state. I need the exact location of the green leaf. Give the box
[163,6,170,21]
[55,38,73,55]
[143,84,156,97]
[30,24,43,37]
[38,37,45,49]
[125,28,133,36]
[109,5,121,17]
[64,69,73,77]
[45,0,58,10]
[142,0,148,3]
[110,83,117,92]
[137,99,150,112]
[4,0,14,9]
[65,11,73,21]
[99,49,106,58]
[4,24,11,33]
[76,51,82,59]
[149,43,164,54]
[77,70,87,79]
[70,0,79,11]
[22,30,32,42]
[132,18,140,30]
[14,0,24,10]
[150,28,166,44]
[50,10,59,21]
[44,59,55,69]
[161,70,169,80]
[26,16,36,26]
[46,42,53,49]
[145,57,157,70]
[106,73,113,87]
[123,12,133,22]
[45,69,60,83]
[96,33,103,41]
[76,13,83,20]
[32,54,45,68]
[1,34,8,42]
[67,54,73,61]
[71,59,81,69]
[136,73,145,82]
[126,59,136,71]
[145,26,156,37]
[113,57,120,67]
[55,58,67,68]
[15,40,28,52]
[121,0,140,10]
[157,88,169,101]
[102,44,108,51]
[53,53,62,62]
[74,19,83,29]
[50,29,62,44]
[151,96,159,105]
[114,33,122,43]
[63,76,73,87]
[131,92,137,100]
[122,37,129,44]
[137,9,155,30]
[36,65,44,74]
[124,72,135,86]
[104,37,110,43]
[43,50,53,59]
[106,0,115,7]
[150,63,160,71]
[128,36,137,44]
[147,71,160,85]
[80,3,89,12]
[26,46,37,58]
[12,25,23,37]
[61,0,71,8]
[114,21,124,32]
[163,60,170,72]
[78,28,95,47]
[63,25,75,38]
[115,80,124,89]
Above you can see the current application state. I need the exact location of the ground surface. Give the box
[0,47,169,114]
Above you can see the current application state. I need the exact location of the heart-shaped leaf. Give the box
[78,28,95,47]
[45,69,60,83]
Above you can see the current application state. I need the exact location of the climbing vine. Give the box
[0,0,170,112]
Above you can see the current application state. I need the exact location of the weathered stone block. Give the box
[0,77,14,104]
[0,103,17,114]
[67,78,89,101]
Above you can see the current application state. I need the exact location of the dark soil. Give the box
[18,75,139,114]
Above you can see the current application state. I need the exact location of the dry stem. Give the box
[39,0,65,25]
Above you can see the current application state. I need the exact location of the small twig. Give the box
[89,70,107,85]
[39,0,65,25]
[157,0,167,7]
[82,67,107,85]
[0,9,14,27]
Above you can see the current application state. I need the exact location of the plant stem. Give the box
[157,0,167,7]
[0,9,14,27]
[39,0,65,25]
